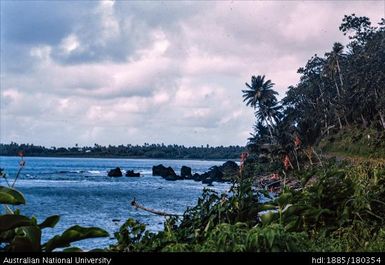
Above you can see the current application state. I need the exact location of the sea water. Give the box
[0,156,232,250]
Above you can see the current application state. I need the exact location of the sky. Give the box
[1,1,384,147]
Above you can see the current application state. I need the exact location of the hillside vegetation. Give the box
[108,14,385,252]
[319,126,385,160]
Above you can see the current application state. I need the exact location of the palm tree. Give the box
[324,43,345,97]
[242,75,278,108]
[243,75,280,142]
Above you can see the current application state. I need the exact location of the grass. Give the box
[319,126,385,160]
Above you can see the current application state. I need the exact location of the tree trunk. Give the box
[334,79,341,97]
[344,115,350,127]
[336,111,343,129]
[336,59,344,93]
[293,150,300,171]
[311,147,323,167]
[263,110,275,144]
[361,114,368,128]
[304,147,313,165]
[324,112,329,135]
[131,198,181,216]
[325,119,329,135]
[267,124,274,144]
[379,110,385,130]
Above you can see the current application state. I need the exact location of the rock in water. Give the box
[220,161,239,178]
[126,170,140,177]
[180,166,192,178]
[108,167,123,177]
[152,164,177,177]
[192,173,202,181]
[200,166,224,184]
[208,166,224,180]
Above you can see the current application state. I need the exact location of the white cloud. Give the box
[95,0,120,44]
[60,34,80,54]
[30,45,52,63]
[1,1,383,146]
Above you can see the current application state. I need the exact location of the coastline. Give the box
[0,154,239,162]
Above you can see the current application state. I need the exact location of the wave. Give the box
[56,170,84,174]
[139,170,152,175]
[87,170,102,174]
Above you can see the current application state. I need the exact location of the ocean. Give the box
[0,156,232,250]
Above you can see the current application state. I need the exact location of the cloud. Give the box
[1,1,383,147]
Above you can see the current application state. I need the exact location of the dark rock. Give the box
[152,164,183,181]
[208,166,224,180]
[220,161,239,178]
[200,166,224,185]
[192,173,202,181]
[108,167,123,177]
[125,170,141,177]
[163,175,180,181]
[202,178,214,185]
[152,164,177,177]
[180,166,192,178]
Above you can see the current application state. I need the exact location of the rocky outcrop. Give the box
[192,173,202,181]
[152,160,239,184]
[152,164,177,178]
[180,166,192,178]
[199,166,223,184]
[162,175,180,181]
[219,161,239,178]
[108,167,123,177]
[126,170,140,177]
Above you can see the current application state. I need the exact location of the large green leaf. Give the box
[0,186,25,205]
[9,226,41,252]
[260,211,278,225]
[62,247,83,252]
[277,192,292,207]
[38,215,60,229]
[0,215,33,232]
[43,225,109,252]
[259,204,278,211]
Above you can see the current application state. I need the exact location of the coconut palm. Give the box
[326,42,345,96]
[242,75,280,143]
[242,75,278,109]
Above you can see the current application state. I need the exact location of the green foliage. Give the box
[43,226,109,252]
[0,215,34,232]
[4,13,385,253]
[319,126,385,158]
[110,159,385,252]
[111,219,147,252]
[38,215,60,229]
[0,211,109,252]
[0,186,25,205]
[0,142,244,160]
[245,15,385,169]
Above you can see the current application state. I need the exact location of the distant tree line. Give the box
[0,142,244,160]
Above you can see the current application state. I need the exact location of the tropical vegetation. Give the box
[108,14,385,252]
[1,14,384,253]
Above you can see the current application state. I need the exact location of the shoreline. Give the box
[0,155,239,162]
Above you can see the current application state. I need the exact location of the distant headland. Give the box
[0,142,245,160]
